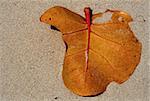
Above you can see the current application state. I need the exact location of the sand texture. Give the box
[0,0,149,101]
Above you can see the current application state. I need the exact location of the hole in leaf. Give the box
[93,12,112,23]
[118,17,124,22]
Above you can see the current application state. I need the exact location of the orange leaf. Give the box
[40,6,142,96]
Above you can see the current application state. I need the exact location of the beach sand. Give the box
[0,0,149,101]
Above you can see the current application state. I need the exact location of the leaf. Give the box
[40,6,142,96]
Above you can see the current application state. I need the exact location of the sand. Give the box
[0,0,149,101]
